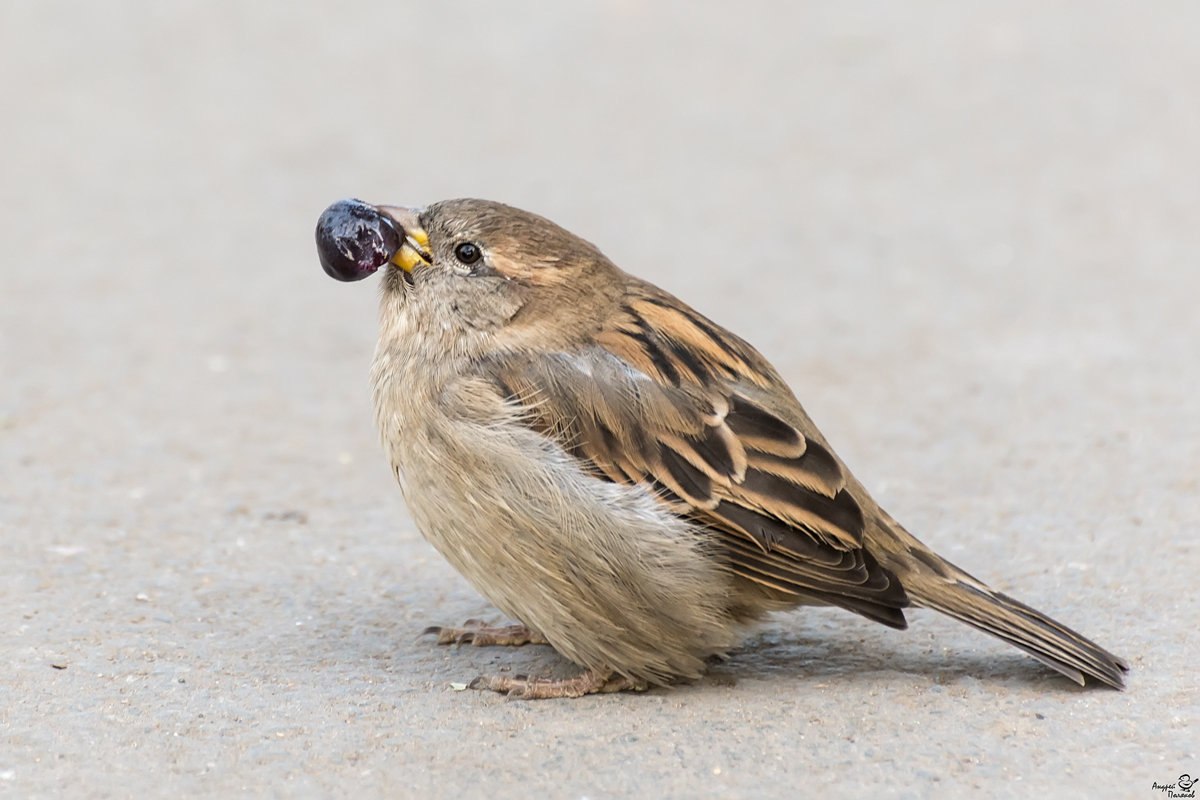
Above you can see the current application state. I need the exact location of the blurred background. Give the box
[2,2,1196,797]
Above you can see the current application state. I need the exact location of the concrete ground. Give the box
[2,2,1196,798]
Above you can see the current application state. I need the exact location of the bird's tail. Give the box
[877,516,1129,689]
[913,574,1128,689]
[897,542,1128,690]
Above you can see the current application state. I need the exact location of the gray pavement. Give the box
[2,2,1196,798]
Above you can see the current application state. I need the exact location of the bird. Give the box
[315,197,1129,699]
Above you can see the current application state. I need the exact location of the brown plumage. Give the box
[316,197,1129,698]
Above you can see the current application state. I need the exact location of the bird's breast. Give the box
[367,343,741,680]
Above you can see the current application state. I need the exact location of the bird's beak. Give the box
[376,206,432,273]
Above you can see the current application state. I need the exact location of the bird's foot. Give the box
[423,619,549,647]
[469,669,647,699]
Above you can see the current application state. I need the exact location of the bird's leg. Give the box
[423,618,549,647]
[469,669,647,699]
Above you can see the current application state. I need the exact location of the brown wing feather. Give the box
[483,286,908,626]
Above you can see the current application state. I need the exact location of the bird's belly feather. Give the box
[374,371,739,683]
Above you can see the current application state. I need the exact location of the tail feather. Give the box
[914,578,1129,689]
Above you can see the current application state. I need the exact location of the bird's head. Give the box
[316,198,623,349]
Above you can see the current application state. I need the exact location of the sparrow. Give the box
[316,197,1129,699]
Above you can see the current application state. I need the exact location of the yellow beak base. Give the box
[374,206,430,273]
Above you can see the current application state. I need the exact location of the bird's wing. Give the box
[483,287,909,627]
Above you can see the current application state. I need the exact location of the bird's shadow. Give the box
[697,626,1081,694]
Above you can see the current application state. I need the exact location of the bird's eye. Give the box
[454,242,482,265]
